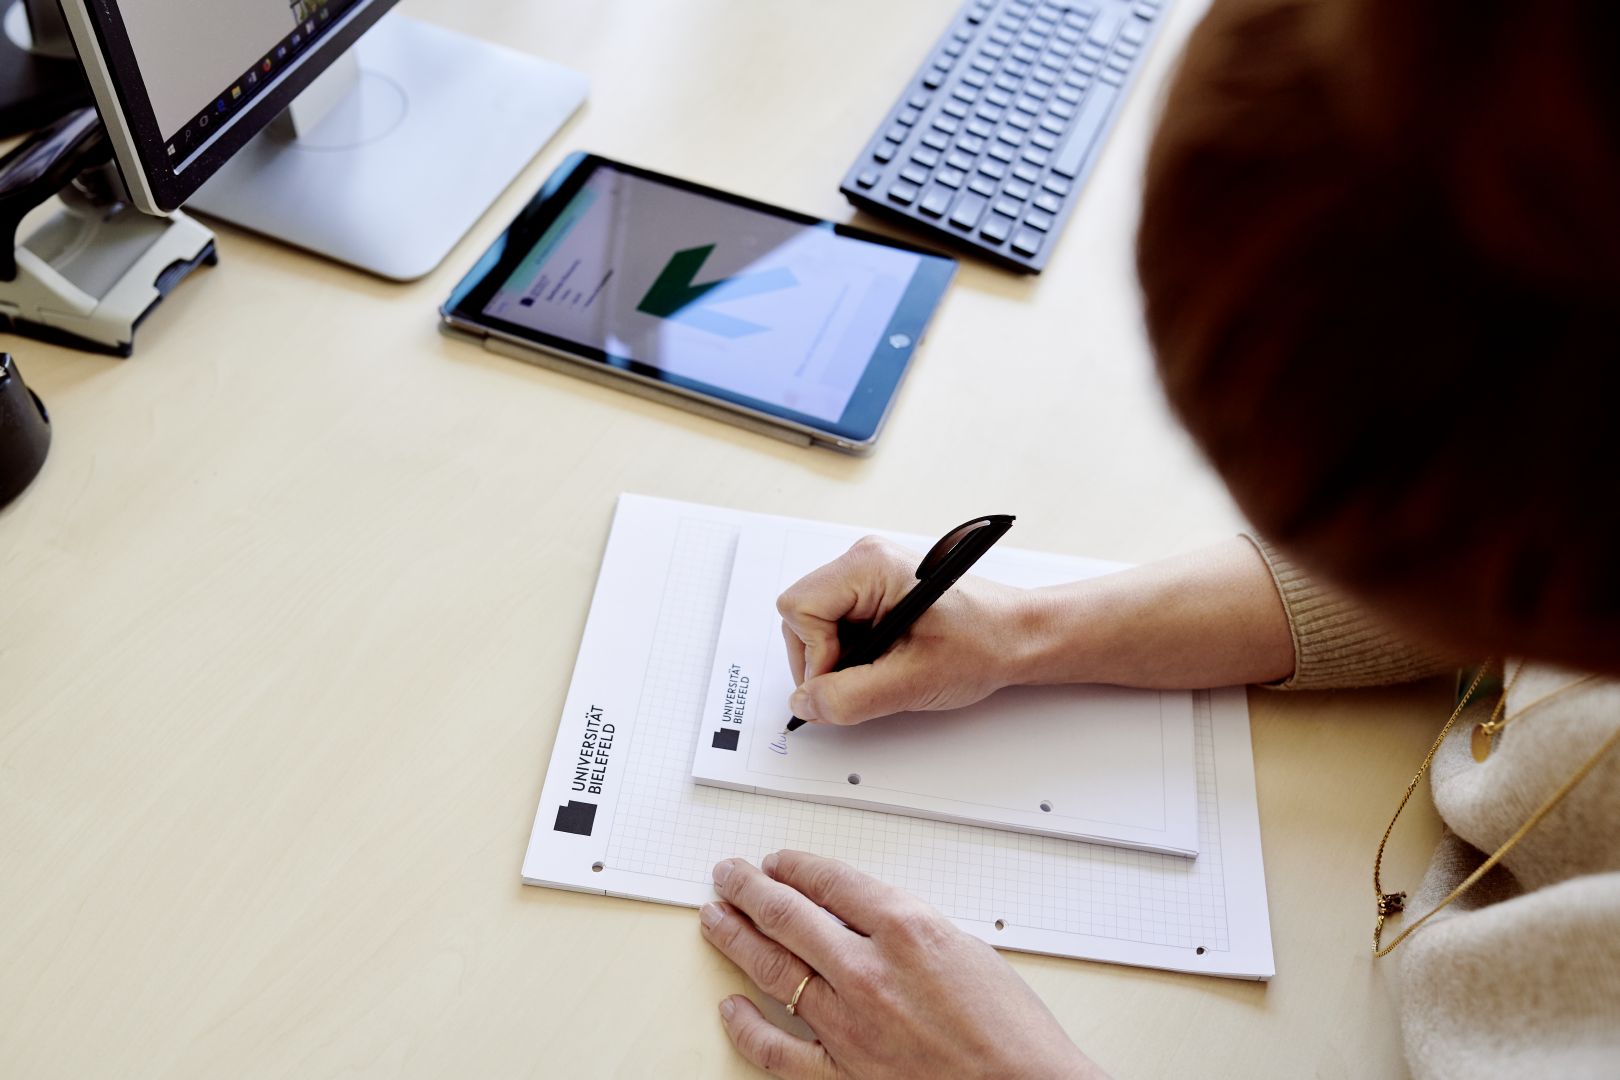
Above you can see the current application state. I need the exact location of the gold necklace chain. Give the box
[1371,663,1617,957]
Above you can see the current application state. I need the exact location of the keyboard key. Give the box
[1016,95,1042,116]
[856,170,879,188]
[950,192,988,230]
[946,149,975,171]
[1132,2,1156,19]
[962,69,989,89]
[957,133,986,154]
[919,184,953,217]
[900,163,929,185]
[988,142,1016,162]
[981,214,1014,243]
[996,125,1025,146]
[1057,84,1083,104]
[937,167,966,189]
[1042,174,1071,196]
[971,55,996,74]
[1011,227,1044,256]
[908,92,930,109]
[1115,41,1139,59]
[1049,100,1075,121]
[1080,42,1105,62]
[1031,130,1059,151]
[945,39,965,58]
[1100,68,1124,86]
[951,84,977,104]
[874,140,899,163]
[1088,9,1124,46]
[944,98,970,118]
[1122,18,1149,45]
[968,174,997,196]
[923,70,944,89]
[912,146,941,167]
[899,107,921,126]
[1107,54,1131,73]
[1026,80,1051,100]
[1039,114,1066,135]
[1012,44,1038,63]
[1025,208,1055,231]
[1022,146,1049,166]
[886,125,908,144]
[888,181,919,205]
[933,114,961,135]
[994,197,1023,218]
[1004,179,1033,201]
[1034,190,1062,213]
[1006,111,1033,131]
[1052,84,1116,177]
[979,157,1007,179]
[1013,162,1040,184]
[967,117,995,138]
[976,102,1004,122]
[994,73,1021,93]
[922,130,951,150]
[987,88,1014,107]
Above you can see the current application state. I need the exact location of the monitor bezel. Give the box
[60,0,400,213]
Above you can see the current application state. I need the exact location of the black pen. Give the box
[786,514,1015,732]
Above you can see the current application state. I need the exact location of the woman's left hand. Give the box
[699,850,1105,1079]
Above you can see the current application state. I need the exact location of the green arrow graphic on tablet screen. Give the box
[636,245,797,338]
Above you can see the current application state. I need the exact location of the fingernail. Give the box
[712,859,734,886]
[700,902,723,928]
[719,997,736,1020]
[761,852,779,876]
[789,689,811,717]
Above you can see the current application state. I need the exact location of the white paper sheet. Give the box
[691,522,1200,856]
[520,495,1275,979]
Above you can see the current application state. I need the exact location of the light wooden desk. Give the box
[0,1,1454,1076]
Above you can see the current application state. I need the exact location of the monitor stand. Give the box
[187,14,587,281]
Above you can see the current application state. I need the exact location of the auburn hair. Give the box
[1137,0,1620,673]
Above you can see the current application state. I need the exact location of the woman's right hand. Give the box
[776,536,1037,727]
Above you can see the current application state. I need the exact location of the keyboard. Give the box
[840,0,1170,273]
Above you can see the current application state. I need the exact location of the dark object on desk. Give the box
[786,513,1015,731]
[840,0,1171,272]
[0,353,51,509]
[0,0,93,139]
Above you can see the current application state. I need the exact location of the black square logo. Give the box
[711,728,740,751]
[553,800,598,836]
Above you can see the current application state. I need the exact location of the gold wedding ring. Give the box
[785,973,813,1016]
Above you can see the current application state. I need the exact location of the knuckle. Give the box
[750,1030,784,1073]
[814,682,853,726]
[807,860,848,900]
[754,946,796,994]
[754,890,799,935]
[889,906,951,948]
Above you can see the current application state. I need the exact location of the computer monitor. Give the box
[57,0,586,279]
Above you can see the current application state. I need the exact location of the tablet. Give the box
[441,153,956,452]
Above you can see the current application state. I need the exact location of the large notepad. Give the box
[521,495,1275,979]
[690,522,1201,856]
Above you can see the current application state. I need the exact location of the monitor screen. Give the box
[61,0,399,211]
[116,0,360,163]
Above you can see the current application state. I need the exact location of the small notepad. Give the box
[689,519,1200,857]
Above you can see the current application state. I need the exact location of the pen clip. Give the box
[916,514,1016,580]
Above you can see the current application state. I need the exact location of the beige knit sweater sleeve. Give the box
[1242,534,1455,690]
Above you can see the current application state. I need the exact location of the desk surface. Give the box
[0,1,1452,1076]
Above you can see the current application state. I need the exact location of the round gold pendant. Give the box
[1471,723,1493,762]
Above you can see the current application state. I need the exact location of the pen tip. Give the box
[785,717,806,732]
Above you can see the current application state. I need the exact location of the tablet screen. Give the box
[479,164,928,424]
